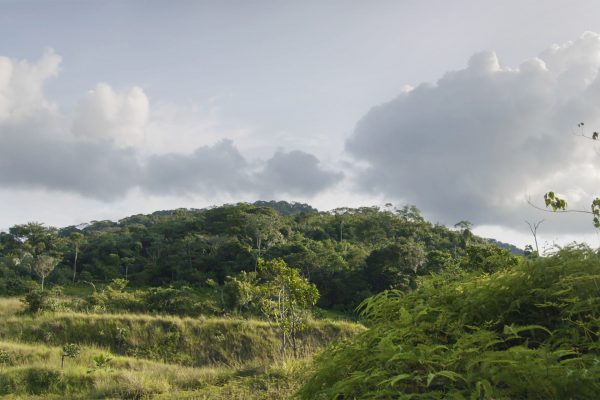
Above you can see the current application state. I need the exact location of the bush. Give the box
[0,372,17,395]
[22,287,64,314]
[0,276,38,296]
[24,367,61,395]
[144,286,198,315]
[300,246,600,399]
[22,290,49,314]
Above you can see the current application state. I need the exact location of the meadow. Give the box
[0,296,363,399]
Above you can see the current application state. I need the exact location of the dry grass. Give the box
[0,339,306,399]
[0,297,23,318]
[0,296,363,398]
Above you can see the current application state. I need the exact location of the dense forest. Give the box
[0,201,519,312]
[10,201,600,399]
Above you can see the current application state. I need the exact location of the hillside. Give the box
[0,201,527,398]
[0,297,362,399]
[1,201,520,312]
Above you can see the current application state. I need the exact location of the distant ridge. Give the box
[253,200,318,216]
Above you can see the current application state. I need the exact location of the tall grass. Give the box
[0,311,362,367]
[0,296,363,398]
[0,339,270,398]
[0,298,23,318]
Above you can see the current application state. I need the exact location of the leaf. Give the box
[503,324,552,338]
[472,379,493,400]
[427,370,465,387]
[379,373,412,387]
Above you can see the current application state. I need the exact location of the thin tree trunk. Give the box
[72,245,79,283]
[291,308,298,358]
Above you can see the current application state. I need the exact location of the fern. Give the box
[299,246,600,399]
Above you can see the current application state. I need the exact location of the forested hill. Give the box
[0,201,519,310]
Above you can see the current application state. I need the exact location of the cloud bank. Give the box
[0,50,341,201]
[6,32,600,235]
[347,32,600,232]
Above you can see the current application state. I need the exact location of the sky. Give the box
[2,0,600,249]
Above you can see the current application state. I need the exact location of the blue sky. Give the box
[2,0,600,248]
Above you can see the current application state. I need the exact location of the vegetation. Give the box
[0,296,361,398]
[300,246,600,399]
[0,201,517,312]
[9,200,585,398]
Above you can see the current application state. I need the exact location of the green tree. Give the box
[365,239,426,292]
[9,222,62,258]
[33,255,60,291]
[245,209,284,268]
[257,258,319,358]
[222,271,259,313]
[61,343,80,368]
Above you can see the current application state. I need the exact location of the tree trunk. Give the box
[41,275,45,291]
[291,311,298,358]
[72,245,79,283]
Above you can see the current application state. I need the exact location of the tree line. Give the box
[0,201,518,311]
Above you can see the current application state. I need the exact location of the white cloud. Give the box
[0,48,61,122]
[347,32,600,233]
[0,49,342,206]
[72,83,149,148]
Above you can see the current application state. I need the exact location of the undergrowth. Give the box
[300,246,600,399]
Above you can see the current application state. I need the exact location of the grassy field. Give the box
[0,297,363,399]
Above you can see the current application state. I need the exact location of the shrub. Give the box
[24,367,61,395]
[22,287,64,314]
[22,290,49,314]
[300,246,600,399]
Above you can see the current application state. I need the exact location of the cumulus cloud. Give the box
[72,83,149,147]
[0,48,61,122]
[0,50,340,202]
[347,32,600,232]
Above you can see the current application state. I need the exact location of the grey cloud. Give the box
[142,139,252,195]
[347,33,600,232]
[0,123,140,201]
[0,123,341,200]
[255,150,343,197]
[0,50,342,201]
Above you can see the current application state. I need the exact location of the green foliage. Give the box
[544,191,567,211]
[300,246,600,399]
[223,271,260,313]
[258,258,320,358]
[90,353,112,372]
[61,343,80,368]
[24,367,62,395]
[0,350,8,367]
[22,287,64,314]
[22,289,48,313]
[84,279,220,316]
[62,343,81,359]
[458,242,519,273]
[1,202,518,312]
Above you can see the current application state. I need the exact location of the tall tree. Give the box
[245,209,284,269]
[69,232,86,283]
